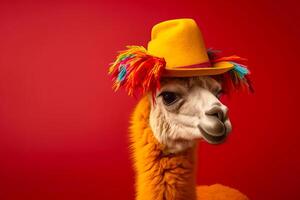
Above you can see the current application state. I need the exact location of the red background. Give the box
[0,1,299,199]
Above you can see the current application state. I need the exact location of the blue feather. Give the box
[117,64,127,82]
[231,62,249,78]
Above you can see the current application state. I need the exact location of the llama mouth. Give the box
[198,125,227,144]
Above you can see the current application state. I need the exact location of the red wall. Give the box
[1,1,299,199]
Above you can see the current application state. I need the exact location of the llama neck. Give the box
[130,97,197,200]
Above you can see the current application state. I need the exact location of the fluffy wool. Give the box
[130,96,249,200]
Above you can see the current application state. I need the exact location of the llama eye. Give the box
[159,92,179,106]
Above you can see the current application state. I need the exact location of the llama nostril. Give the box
[205,106,225,122]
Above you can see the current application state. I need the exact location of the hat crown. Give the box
[147,18,209,68]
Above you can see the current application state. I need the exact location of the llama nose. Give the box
[205,106,227,122]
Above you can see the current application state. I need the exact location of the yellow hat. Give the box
[147,18,234,77]
[108,18,251,97]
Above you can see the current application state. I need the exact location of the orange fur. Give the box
[197,184,249,200]
[129,96,249,200]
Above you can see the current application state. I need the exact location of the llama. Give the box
[108,18,251,200]
[129,76,248,200]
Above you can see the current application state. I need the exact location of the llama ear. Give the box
[108,46,166,98]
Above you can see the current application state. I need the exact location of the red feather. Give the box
[108,46,166,99]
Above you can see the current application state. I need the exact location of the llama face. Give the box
[149,76,232,153]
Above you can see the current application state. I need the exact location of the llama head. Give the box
[149,76,232,153]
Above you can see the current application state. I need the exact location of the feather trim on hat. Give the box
[208,49,254,94]
[108,46,166,99]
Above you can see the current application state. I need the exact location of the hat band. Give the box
[177,61,211,69]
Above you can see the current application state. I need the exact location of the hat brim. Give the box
[162,61,234,77]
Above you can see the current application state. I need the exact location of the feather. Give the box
[232,62,249,78]
[108,46,166,99]
[209,50,253,94]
